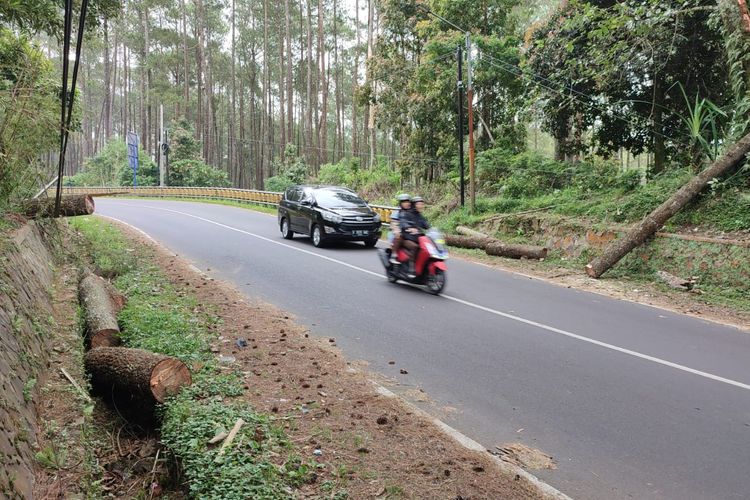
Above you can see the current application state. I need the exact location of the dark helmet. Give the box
[411,196,424,203]
[397,193,411,203]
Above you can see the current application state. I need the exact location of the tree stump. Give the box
[85,347,192,409]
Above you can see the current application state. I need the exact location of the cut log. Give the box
[445,234,492,250]
[456,225,491,239]
[84,347,192,407]
[585,131,750,278]
[23,195,95,218]
[485,242,548,260]
[79,272,121,348]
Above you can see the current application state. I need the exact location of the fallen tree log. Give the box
[79,272,121,348]
[85,347,192,407]
[23,195,95,218]
[444,234,492,250]
[585,131,750,278]
[485,242,548,260]
[456,225,491,239]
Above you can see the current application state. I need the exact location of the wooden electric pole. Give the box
[466,34,476,212]
[457,45,465,208]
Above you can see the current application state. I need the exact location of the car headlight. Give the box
[373,214,381,224]
[322,211,343,224]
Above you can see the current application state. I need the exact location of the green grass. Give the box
[72,216,312,498]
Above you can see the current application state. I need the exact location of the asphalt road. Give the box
[96,198,750,500]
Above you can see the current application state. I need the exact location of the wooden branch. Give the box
[215,418,245,461]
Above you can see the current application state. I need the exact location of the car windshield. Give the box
[314,189,367,208]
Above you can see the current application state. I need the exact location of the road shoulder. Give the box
[100,214,568,499]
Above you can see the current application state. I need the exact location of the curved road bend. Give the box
[96,199,750,500]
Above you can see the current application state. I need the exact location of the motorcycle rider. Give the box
[389,193,412,264]
[400,196,430,277]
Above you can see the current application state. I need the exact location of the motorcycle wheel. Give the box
[426,268,446,295]
[387,269,398,283]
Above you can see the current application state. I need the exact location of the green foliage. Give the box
[65,139,157,187]
[0,0,119,36]
[35,444,67,470]
[476,148,636,197]
[161,390,295,499]
[168,159,230,187]
[316,157,400,201]
[22,377,36,402]
[168,120,203,162]
[0,29,61,211]
[265,144,309,191]
[374,0,526,183]
[526,0,729,168]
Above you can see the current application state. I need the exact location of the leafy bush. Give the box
[0,29,64,210]
[264,175,297,193]
[317,156,400,201]
[66,139,157,187]
[168,159,230,187]
[265,144,309,191]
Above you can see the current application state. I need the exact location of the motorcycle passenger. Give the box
[400,196,430,277]
[389,194,412,264]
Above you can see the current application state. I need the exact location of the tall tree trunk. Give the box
[351,0,360,158]
[285,0,294,144]
[180,0,190,121]
[279,26,287,150]
[230,0,238,185]
[366,0,376,168]
[334,0,342,160]
[261,0,270,185]
[139,7,148,152]
[103,19,112,142]
[307,0,315,169]
[194,0,205,147]
[651,75,667,174]
[317,0,326,165]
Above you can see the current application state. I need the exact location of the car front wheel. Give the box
[311,225,325,247]
[280,218,294,239]
[364,237,379,248]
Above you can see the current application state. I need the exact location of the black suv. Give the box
[278,185,382,247]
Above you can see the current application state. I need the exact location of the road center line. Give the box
[115,204,750,392]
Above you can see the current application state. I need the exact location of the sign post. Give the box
[127,132,139,187]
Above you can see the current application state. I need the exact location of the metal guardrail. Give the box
[62,186,397,223]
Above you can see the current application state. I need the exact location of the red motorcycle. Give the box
[378,228,448,294]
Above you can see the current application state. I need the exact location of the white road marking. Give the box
[106,203,750,392]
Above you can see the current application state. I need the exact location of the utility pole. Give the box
[466,33,476,212]
[158,104,165,186]
[457,44,465,208]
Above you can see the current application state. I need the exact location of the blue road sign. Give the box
[127,132,139,187]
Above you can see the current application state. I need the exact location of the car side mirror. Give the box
[300,199,311,206]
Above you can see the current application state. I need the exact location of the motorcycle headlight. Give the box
[322,211,343,224]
